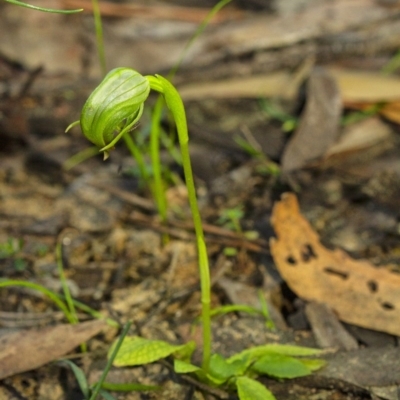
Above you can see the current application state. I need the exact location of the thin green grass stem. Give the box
[91,0,107,76]
[56,242,78,324]
[64,146,100,171]
[0,279,120,328]
[89,321,132,400]
[168,0,233,79]
[160,128,181,165]
[123,132,150,188]
[5,0,82,13]
[382,50,400,75]
[58,295,120,328]
[56,241,88,349]
[148,76,211,371]
[0,280,74,323]
[257,289,276,330]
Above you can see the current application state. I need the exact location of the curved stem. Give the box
[150,96,168,225]
[147,75,211,371]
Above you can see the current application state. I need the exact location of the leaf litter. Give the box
[271,192,400,336]
[0,320,106,380]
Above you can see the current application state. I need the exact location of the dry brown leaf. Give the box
[62,0,243,22]
[378,101,400,124]
[270,193,400,336]
[178,72,295,101]
[0,320,106,379]
[329,68,400,102]
[325,117,392,157]
[179,68,400,105]
[281,67,342,172]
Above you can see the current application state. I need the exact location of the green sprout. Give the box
[0,237,23,259]
[259,98,297,133]
[0,237,28,271]
[217,205,244,233]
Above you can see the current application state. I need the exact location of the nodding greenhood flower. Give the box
[67,68,150,159]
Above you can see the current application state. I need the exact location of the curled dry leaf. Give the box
[270,193,400,336]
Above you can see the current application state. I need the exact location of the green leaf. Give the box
[174,359,201,374]
[251,353,311,379]
[173,340,196,362]
[228,344,323,364]
[236,376,277,400]
[261,344,324,356]
[299,358,326,372]
[110,336,193,367]
[58,360,90,398]
[208,354,247,382]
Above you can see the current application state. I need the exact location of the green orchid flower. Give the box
[67,68,150,159]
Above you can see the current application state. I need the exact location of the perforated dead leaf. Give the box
[270,193,400,336]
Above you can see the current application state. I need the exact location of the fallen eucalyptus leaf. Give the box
[0,320,106,379]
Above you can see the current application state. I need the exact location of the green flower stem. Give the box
[147,75,211,371]
[150,96,168,225]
